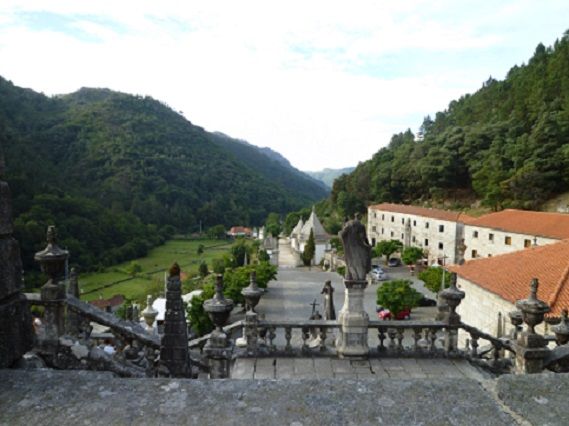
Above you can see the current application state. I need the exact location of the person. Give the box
[321,280,336,320]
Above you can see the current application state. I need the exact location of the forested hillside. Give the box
[329,31,569,218]
[0,79,327,276]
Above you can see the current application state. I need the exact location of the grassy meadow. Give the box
[80,239,231,304]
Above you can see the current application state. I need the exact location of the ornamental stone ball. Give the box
[339,214,371,281]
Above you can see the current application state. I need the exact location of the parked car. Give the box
[370,268,388,281]
[375,306,411,320]
[418,296,437,307]
[388,257,402,267]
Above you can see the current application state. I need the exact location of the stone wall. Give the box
[367,207,463,264]
[463,225,557,260]
[0,150,33,367]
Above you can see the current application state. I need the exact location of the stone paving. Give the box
[232,357,490,381]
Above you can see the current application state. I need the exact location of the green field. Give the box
[80,239,231,303]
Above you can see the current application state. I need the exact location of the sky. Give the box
[1,1,568,171]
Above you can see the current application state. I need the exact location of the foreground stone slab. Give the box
[0,369,520,425]
[496,372,569,426]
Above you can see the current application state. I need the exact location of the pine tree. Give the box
[302,229,316,266]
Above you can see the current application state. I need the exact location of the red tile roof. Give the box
[369,203,474,223]
[228,226,252,235]
[449,240,569,317]
[466,209,569,240]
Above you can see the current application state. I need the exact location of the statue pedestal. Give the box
[336,280,369,359]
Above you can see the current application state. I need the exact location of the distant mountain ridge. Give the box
[306,167,355,188]
[0,78,328,272]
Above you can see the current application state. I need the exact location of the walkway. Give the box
[276,238,298,268]
[232,357,489,381]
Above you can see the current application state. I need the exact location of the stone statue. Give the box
[321,280,336,320]
[339,214,371,281]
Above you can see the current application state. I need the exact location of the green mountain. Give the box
[0,79,327,276]
[305,167,355,189]
[329,30,569,218]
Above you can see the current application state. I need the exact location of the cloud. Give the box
[1,1,568,170]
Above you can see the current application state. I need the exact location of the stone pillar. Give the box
[439,273,465,353]
[0,151,33,367]
[336,279,369,358]
[512,279,550,374]
[160,263,191,377]
[203,275,234,378]
[35,226,68,344]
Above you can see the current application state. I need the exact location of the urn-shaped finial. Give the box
[515,278,550,334]
[242,270,264,312]
[439,272,465,324]
[204,274,234,332]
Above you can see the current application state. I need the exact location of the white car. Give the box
[370,268,388,281]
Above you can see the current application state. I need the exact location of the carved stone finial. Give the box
[529,278,538,300]
[515,278,550,334]
[169,262,181,277]
[46,225,56,245]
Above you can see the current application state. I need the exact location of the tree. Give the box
[197,244,205,255]
[207,224,226,240]
[265,212,282,237]
[230,238,251,267]
[401,246,424,266]
[418,267,451,293]
[302,229,316,266]
[199,261,209,278]
[125,261,142,276]
[373,240,403,264]
[376,280,422,317]
[258,249,270,262]
[186,282,215,336]
[212,258,226,274]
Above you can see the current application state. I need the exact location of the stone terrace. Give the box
[2,369,569,425]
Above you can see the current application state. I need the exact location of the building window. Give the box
[401,234,404,239]
[413,220,416,226]
[524,239,531,248]
[372,238,376,246]
[488,254,493,257]
[426,222,429,229]
[374,213,377,219]
[489,233,494,243]
[412,236,416,243]
[471,249,477,258]
[438,242,444,250]
[439,224,444,233]
[382,214,385,220]
[402,218,405,224]
[390,231,394,237]
[505,236,511,245]
[424,239,429,246]
[381,228,384,234]
[391,216,394,222]
[372,226,377,232]
[473,230,478,238]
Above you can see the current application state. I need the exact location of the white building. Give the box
[367,203,473,265]
[290,209,330,265]
[463,209,569,261]
[449,239,569,341]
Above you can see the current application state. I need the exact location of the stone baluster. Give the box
[396,329,404,352]
[284,326,292,353]
[203,274,234,379]
[512,279,551,374]
[387,328,396,350]
[377,328,386,351]
[35,226,69,348]
[413,328,422,352]
[319,328,327,351]
[301,327,309,353]
[470,334,479,357]
[268,326,276,352]
[160,263,191,378]
[428,328,437,352]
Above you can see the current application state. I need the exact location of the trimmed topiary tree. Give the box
[376,279,422,318]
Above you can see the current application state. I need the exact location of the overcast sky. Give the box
[1,1,568,171]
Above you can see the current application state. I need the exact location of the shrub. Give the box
[376,280,422,317]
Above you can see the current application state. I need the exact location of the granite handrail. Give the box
[25,293,160,349]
